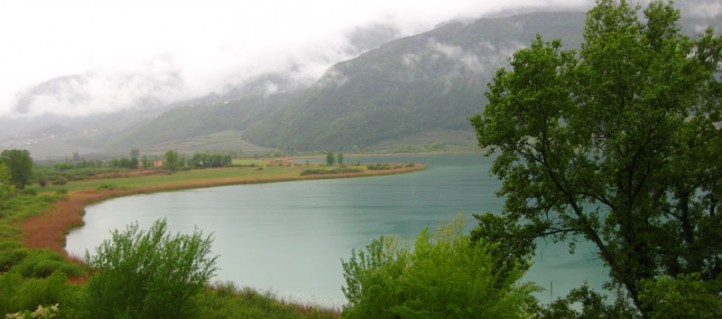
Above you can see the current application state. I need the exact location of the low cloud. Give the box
[688,2,722,19]
[0,0,592,118]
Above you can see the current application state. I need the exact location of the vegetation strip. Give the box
[21,162,425,256]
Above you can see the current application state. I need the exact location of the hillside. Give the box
[241,11,587,151]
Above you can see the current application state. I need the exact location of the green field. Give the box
[36,166,303,193]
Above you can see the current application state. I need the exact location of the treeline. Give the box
[33,150,237,186]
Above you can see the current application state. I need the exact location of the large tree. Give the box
[164,150,180,172]
[0,162,14,209]
[0,149,33,189]
[470,0,722,316]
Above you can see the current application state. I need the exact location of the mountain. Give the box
[101,73,302,148]
[242,11,587,151]
[5,6,720,158]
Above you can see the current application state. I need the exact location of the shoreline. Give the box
[288,150,481,160]
[21,163,425,256]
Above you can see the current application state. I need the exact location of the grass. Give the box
[232,159,268,166]
[35,166,301,193]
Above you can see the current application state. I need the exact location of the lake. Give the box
[66,153,607,306]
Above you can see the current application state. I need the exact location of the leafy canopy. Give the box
[341,215,538,319]
[470,0,722,316]
[0,149,33,189]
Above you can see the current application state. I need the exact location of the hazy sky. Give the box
[0,0,594,117]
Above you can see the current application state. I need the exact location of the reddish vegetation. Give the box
[20,164,425,257]
[22,190,123,254]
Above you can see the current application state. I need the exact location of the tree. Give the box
[338,152,344,166]
[0,150,33,189]
[85,219,217,319]
[164,150,179,172]
[342,216,538,318]
[0,162,14,208]
[129,149,140,169]
[326,152,335,166]
[141,155,151,169]
[470,0,722,316]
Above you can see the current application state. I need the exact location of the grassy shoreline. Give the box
[21,161,425,257]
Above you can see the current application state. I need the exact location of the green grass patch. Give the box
[300,167,364,176]
[197,282,339,319]
[33,166,305,193]
[231,159,267,167]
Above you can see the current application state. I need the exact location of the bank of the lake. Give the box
[22,161,424,255]
[66,153,608,307]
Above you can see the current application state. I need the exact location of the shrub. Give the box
[50,178,66,186]
[13,250,84,279]
[20,189,37,196]
[84,219,217,319]
[300,168,363,176]
[0,271,78,317]
[366,163,393,170]
[0,248,28,272]
[341,215,539,318]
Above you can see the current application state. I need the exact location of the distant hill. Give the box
[104,73,301,148]
[242,11,587,151]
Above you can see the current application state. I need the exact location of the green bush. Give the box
[84,219,217,319]
[341,215,539,318]
[0,248,28,272]
[13,250,84,279]
[0,271,81,317]
[50,177,66,186]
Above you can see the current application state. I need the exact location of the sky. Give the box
[0,0,596,117]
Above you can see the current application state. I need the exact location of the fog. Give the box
[0,0,593,118]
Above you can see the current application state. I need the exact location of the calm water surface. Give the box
[66,153,606,306]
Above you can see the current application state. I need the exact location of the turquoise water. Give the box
[66,153,607,306]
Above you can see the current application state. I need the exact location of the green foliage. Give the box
[1,149,33,189]
[7,249,84,279]
[164,150,180,172]
[341,216,538,318]
[470,0,722,316]
[639,274,722,319]
[84,219,217,319]
[366,163,403,170]
[189,152,232,168]
[535,283,638,318]
[300,167,363,176]
[0,271,82,318]
[326,152,335,166]
[0,162,15,209]
[49,177,66,186]
[195,282,339,319]
[337,153,344,166]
